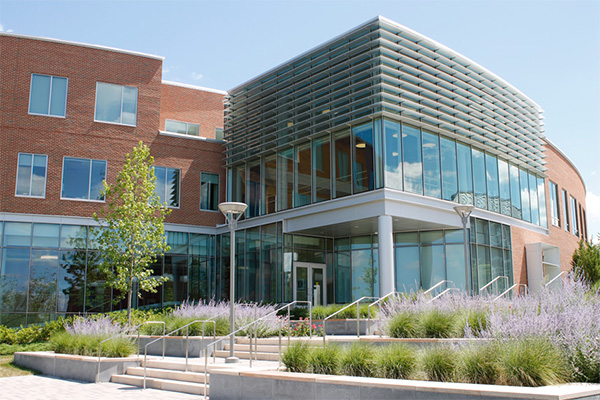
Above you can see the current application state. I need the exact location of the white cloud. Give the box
[0,24,14,33]
[191,72,204,81]
[586,191,600,243]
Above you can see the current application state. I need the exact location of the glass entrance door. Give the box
[293,262,326,306]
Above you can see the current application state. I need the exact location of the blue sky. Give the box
[1,0,599,238]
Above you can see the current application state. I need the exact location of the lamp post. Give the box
[218,202,247,363]
[454,205,474,295]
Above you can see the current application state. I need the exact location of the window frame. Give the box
[153,166,181,209]
[165,119,200,136]
[94,82,138,127]
[548,181,560,227]
[15,153,48,198]
[570,196,579,237]
[200,172,220,212]
[60,157,107,202]
[28,73,68,118]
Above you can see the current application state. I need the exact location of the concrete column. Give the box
[378,214,395,296]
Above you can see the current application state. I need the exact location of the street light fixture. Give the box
[218,202,247,363]
[454,205,474,295]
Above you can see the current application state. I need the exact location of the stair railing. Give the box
[429,287,460,302]
[143,319,216,390]
[423,280,454,297]
[367,291,398,336]
[545,271,565,288]
[322,296,378,344]
[136,321,166,358]
[479,276,509,297]
[494,284,528,301]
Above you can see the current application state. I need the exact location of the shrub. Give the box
[50,331,135,357]
[340,343,376,377]
[386,312,418,338]
[498,339,568,387]
[311,304,371,320]
[457,343,499,384]
[282,341,309,372]
[281,318,322,337]
[0,326,17,345]
[421,346,456,382]
[418,309,457,338]
[375,344,417,379]
[0,342,53,355]
[308,345,340,375]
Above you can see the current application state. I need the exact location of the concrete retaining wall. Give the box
[136,335,226,358]
[14,351,141,382]
[209,370,600,400]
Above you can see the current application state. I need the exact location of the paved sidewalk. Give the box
[1,375,204,400]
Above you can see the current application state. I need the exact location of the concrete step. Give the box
[111,374,209,396]
[125,366,209,384]
[213,350,280,361]
[142,358,209,373]
[226,343,285,353]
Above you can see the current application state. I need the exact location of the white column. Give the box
[378,214,395,296]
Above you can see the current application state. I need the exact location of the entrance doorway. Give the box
[293,262,326,307]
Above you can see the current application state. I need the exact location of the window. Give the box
[154,166,180,208]
[549,181,560,227]
[562,190,570,232]
[165,120,200,136]
[200,173,219,211]
[61,157,106,201]
[215,127,224,141]
[29,74,68,117]
[16,153,48,197]
[94,82,138,126]
[570,196,579,237]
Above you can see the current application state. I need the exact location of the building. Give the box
[0,16,588,327]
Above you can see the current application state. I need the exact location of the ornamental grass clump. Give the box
[421,346,456,382]
[459,309,489,338]
[457,343,499,384]
[282,341,309,372]
[375,344,417,379]
[308,345,340,375]
[418,309,458,338]
[386,311,418,338]
[340,343,376,377]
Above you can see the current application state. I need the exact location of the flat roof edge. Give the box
[0,32,165,60]
[162,80,227,95]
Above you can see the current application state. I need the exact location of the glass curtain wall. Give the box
[334,235,378,303]
[470,218,513,293]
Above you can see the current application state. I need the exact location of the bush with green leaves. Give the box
[0,342,53,355]
[385,312,418,338]
[571,238,600,289]
[418,309,458,338]
[340,343,376,377]
[421,346,456,382]
[308,344,340,375]
[282,341,309,372]
[375,344,417,379]
[457,343,499,384]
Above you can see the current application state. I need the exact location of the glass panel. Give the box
[29,74,51,114]
[502,225,511,249]
[264,155,276,214]
[166,120,187,134]
[248,161,261,217]
[491,248,505,291]
[351,236,372,250]
[187,123,199,136]
[421,246,445,290]
[395,246,419,293]
[28,250,58,312]
[62,158,90,199]
[312,136,331,202]
[352,249,375,299]
[60,225,87,249]
[277,149,294,211]
[189,256,209,300]
[4,222,31,247]
[528,173,539,225]
[503,249,513,287]
[472,149,487,209]
[154,166,167,205]
[457,143,473,205]
[476,245,491,292]
[201,172,220,211]
[166,168,180,207]
[440,137,458,201]
[498,159,511,216]
[95,82,122,123]
[90,160,106,201]
[312,268,324,306]
[31,154,47,197]
[49,76,67,117]
[137,256,163,309]
[295,266,308,302]
[475,219,489,245]
[32,223,60,248]
[445,244,466,291]
[163,255,188,306]
[549,181,559,227]
[563,190,570,232]
[1,248,30,312]
[445,229,464,243]
[422,131,441,198]
[519,169,531,222]
[486,154,499,213]
[353,122,374,193]
[402,124,423,194]
[334,130,352,198]
[16,154,33,196]
[383,120,402,190]
[85,252,111,312]
[232,164,246,204]
[58,250,86,312]
[571,197,579,236]
[509,164,522,219]
[490,222,502,247]
[395,232,418,246]
[420,231,444,245]
[537,177,548,228]
[167,231,188,254]
[335,252,351,303]
[121,86,137,125]
[295,143,312,207]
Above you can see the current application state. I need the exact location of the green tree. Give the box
[571,236,600,289]
[93,141,171,326]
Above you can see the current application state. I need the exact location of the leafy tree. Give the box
[571,236,600,289]
[93,141,170,326]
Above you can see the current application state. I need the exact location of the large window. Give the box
[422,131,441,198]
[200,173,219,211]
[29,74,67,117]
[154,166,180,208]
[94,82,138,126]
[165,120,199,136]
[312,136,331,202]
[570,196,579,237]
[549,181,560,227]
[16,153,47,198]
[562,190,570,232]
[402,124,423,195]
[61,157,106,201]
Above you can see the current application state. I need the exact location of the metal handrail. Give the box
[322,296,378,343]
[494,283,528,301]
[143,319,216,390]
[429,287,460,302]
[136,321,166,358]
[423,280,454,296]
[200,301,312,397]
[367,291,399,335]
[545,271,565,288]
[479,276,509,296]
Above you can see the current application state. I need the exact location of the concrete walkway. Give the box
[1,375,203,400]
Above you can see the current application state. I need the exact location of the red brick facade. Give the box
[0,34,225,227]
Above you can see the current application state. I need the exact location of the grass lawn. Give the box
[0,355,40,378]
